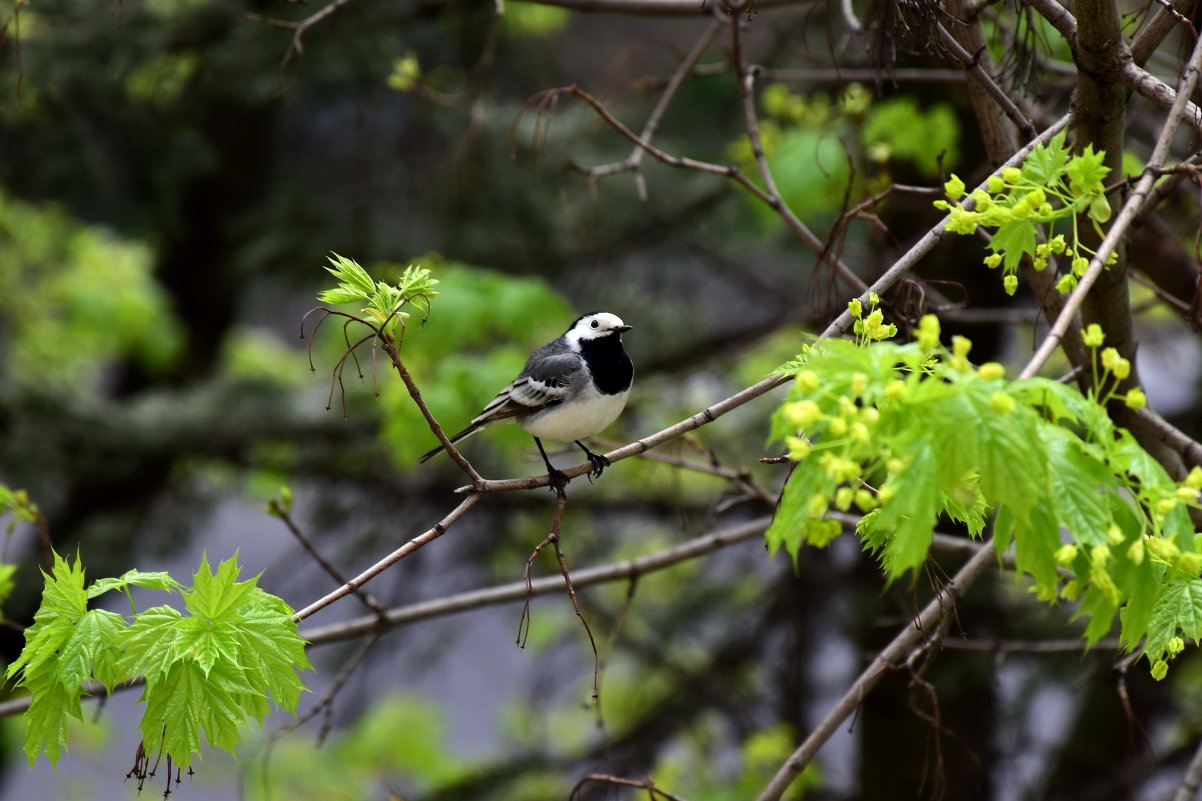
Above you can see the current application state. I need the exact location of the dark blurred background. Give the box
[1,0,1201,799]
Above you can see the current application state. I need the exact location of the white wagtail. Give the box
[420,312,634,489]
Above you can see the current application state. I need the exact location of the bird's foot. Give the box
[585,452,610,480]
[574,441,611,481]
[547,467,570,497]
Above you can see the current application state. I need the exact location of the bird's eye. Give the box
[591,320,599,328]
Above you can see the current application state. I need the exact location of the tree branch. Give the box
[290,493,482,622]
[300,516,766,644]
[753,535,1001,801]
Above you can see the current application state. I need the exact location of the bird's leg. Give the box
[574,440,611,479]
[534,437,570,495]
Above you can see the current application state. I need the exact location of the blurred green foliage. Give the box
[0,188,184,395]
[501,2,571,38]
[861,97,960,176]
[732,84,960,230]
[241,692,462,800]
[652,720,821,801]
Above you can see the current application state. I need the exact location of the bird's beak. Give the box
[616,325,633,333]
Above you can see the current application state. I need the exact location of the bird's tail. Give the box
[418,425,481,464]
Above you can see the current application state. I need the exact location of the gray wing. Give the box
[469,352,584,427]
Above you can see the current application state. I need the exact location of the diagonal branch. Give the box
[571,18,723,200]
[0,518,770,721]
[290,492,481,622]
[469,115,1072,495]
[935,21,1037,142]
[299,516,769,645]
[753,536,1000,801]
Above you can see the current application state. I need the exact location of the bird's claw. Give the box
[547,467,570,496]
[585,452,611,480]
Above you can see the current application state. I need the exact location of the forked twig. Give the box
[569,773,692,801]
[267,499,389,616]
[519,493,602,700]
[291,493,482,622]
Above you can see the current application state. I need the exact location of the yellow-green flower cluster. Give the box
[934,132,1116,301]
[916,314,941,352]
[1099,347,1130,380]
[935,169,1042,236]
[849,292,897,345]
[1081,323,1146,408]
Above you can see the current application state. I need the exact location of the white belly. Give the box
[518,388,629,442]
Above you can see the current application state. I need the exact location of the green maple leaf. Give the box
[322,253,376,299]
[766,466,837,563]
[1146,579,1202,660]
[11,551,312,770]
[185,554,257,622]
[128,555,310,768]
[1022,130,1070,185]
[861,443,939,576]
[87,569,183,599]
[1045,428,1113,545]
[20,677,81,766]
[989,221,1038,271]
[120,605,184,681]
[1065,144,1111,196]
[6,554,103,766]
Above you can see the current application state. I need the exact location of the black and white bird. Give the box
[420,312,634,489]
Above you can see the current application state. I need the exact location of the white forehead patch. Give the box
[567,312,628,346]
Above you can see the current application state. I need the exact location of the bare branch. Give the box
[300,516,769,645]
[1172,734,1202,801]
[1026,0,1202,135]
[758,67,967,84]
[268,500,389,616]
[935,22,1036,141]
[753,533,1001,801]
[246,0,356,63]
[509,0,808,15]
[291,493,482,623]
[573,18,723,200]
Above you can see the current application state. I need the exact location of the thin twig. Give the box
[379,335,486,486]
[570,773,692,801]
[935,23,1037,140]
[1171,734,1202,801]
[573,18,723,200]
[759,67,967,83]
[729,10,867,293]
[939,637,1123,653]
[290,493,482,623]
[752,541,1000,801]
[268,500,389,616]
[272,631,382,744]
[246,0,356,63]
[300,516,768,645]
[533,84,868,294]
